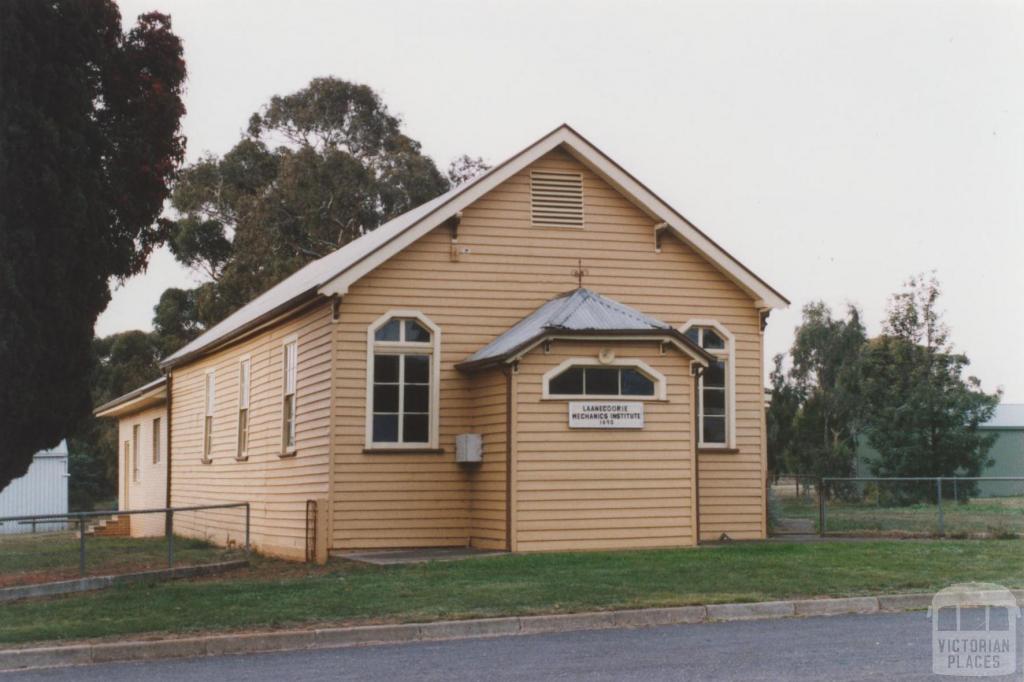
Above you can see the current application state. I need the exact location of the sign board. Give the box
[568,401,644,429]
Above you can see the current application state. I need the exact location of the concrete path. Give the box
[6,611,1014,681]
[333,547,506,565]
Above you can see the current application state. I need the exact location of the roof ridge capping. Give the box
[569,288,671,331]
[161,122,787,370]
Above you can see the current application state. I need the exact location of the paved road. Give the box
[5,612,1020,681]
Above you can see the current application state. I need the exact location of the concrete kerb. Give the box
[0,592,954,672]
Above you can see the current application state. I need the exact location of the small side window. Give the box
[237,359,251,459]
[682,322,734,448]
[152,418,161,464]
[282,342,297,453]
[132,424,140,482]
[203,371,215,461]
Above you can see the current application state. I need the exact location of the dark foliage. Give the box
[0,1,186,492]
[766,354,799,477]
[860,274,1000,502]
[783,302,866,491]
[166,77,451,329]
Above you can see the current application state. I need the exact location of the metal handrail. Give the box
[1,502,251,578]
[0,501,249,524]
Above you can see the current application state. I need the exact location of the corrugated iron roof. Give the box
[93,376,167,417]
[984,404,1024,429]
[160,187,466,368]
[460,288,708,369]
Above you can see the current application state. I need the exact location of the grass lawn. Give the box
[779,496,1024,536]
[0,532,244,588]
[1,539,1022,646]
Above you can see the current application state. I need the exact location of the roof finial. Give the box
[572,258,588,289]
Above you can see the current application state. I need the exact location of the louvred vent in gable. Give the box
[531,170,584,227]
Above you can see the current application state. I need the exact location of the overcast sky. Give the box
[101,0,1024,401]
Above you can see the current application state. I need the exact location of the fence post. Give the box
[78,514,86,577]
[936,478,944,536]
[953,477,959,504]
[818,479,826,536]
[244,503,251,556]
[166,509,175,569]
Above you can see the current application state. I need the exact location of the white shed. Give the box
[0,440,70,534]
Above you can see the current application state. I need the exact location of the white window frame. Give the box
[132,424,141,482]
[152,417,161,465]
[203,369,215,461]
[679,319,736,449]
[365,310,441,450]
[237,357,251,460]
[123,440,131,492]
[541,357,667,401]
[282,338,298,455]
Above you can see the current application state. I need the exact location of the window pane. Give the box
[283,395,296,448]
[374,355,399,383]
[621,369,654,396]
[237,409,248,454]
[373,384,399,413]
[403,414,429,443]
[404,320,431,342]
[549,367,583,395]
[204,416,213,456]
[703,388,726,415]
[702,329,725,350]
[404,384,429,413]
[404,355,430,383]
[704,361,726,387]
[702,415,726,444]
[684,327,700,344]
[374,318,401,341]
[373,414,399,442]
[584,368,619,395]
[153,418,161,463]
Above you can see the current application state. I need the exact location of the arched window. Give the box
[366,311,441,449]
[680,321,735,448]
[542,358,666,400]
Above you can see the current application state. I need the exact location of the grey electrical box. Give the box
[455,433,483,464]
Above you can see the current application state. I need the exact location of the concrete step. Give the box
[85,515,131,538]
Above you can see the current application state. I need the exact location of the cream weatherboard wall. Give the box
[116,404,167,537]
[330,148,767,550]
[168,302,334,560]
[511,340,697,552]
[466,367,509,550]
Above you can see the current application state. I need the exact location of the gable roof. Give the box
[94,376,167,418]
[456,288,713,371]
[162,124,788,369]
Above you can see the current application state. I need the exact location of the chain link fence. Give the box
[769,475,819,534]
[0,503,249,589]
[817,477,1024,537]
